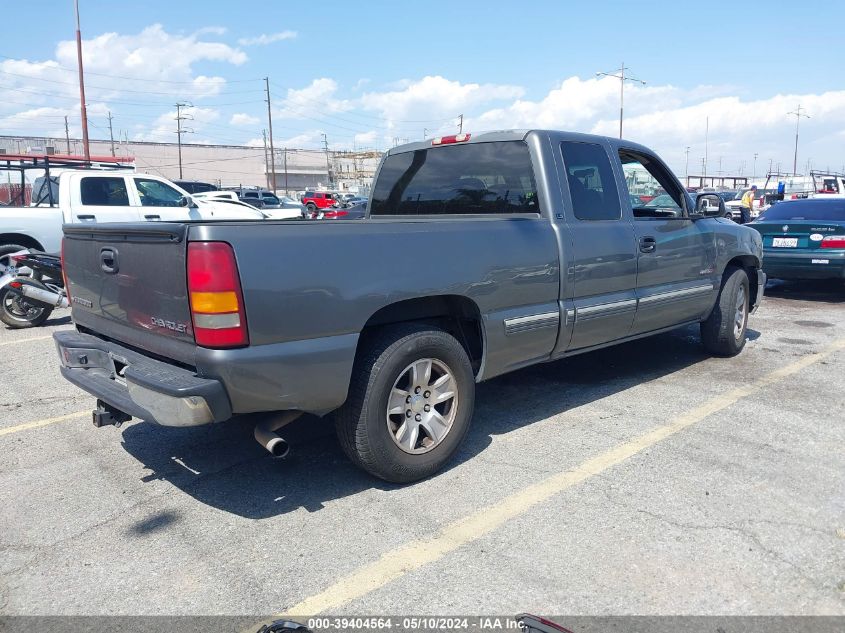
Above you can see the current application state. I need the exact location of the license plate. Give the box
[772,237,798,248]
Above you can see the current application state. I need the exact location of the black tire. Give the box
[335,324,475,483]
[0,287,52,328]
[701,266,750,357]
[306,203,317,215]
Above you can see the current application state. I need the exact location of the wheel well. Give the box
[0,234,44,252]
[726,255,761,304]
[360,296,484,375]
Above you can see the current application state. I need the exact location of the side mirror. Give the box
[179,195,198,209]
[692,193,725,219]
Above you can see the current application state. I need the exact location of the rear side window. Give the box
[80,177,129,206]
[560,142,621,221]
[370,141,540,216]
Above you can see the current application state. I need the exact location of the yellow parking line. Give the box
[0,411,88,437]
[0,335,53,347]
[278,338,845,617]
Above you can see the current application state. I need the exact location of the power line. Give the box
[0,52,262,84]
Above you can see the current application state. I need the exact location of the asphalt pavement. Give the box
[1,280,843,620]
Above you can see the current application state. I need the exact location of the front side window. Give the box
[619,149,686,219]
[134,178,184,207]
[80,177,129,206]
[370,141,540,216]
[262,194,280,205]
[559,142,621,221]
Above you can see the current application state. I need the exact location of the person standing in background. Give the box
[740,185,757,224]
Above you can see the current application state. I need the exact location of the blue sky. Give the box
[1,0,843,176]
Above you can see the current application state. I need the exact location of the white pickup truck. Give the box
[0,171,288,262]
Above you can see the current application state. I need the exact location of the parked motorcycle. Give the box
[0,250,68,328]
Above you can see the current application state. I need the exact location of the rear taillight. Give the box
[61,238,71,303]
[432,133,471,146]
[187,242,248,348]
[821,236,845,249]
[323,210,348,218]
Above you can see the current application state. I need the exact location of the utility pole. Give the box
[703,116,709,182]
[458,115,463,134]
[107,111,115,157]
[264,77,276,192]
[64,116,71,154]
[787,104,810,176]
[74,0,90,161]
[684,146,690,185]
[423,127,429,139]
[174,102,193,179]
[596,62,645,138]
[262,129,270,190]
[283,148,288,193]
[753,153,758,180]
[321,133,331,187]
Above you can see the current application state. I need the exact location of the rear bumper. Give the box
[752,269,766,313]
[762,249,845,280]
[54,330,232,426]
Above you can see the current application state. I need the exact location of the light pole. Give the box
[74,0,90,161]
[684,146,690,186]
[787,105,810,176]
[753,153,758,180]
[596,62,645,139]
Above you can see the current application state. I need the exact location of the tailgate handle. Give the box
[77,214,95,221]
[100,247,119,274]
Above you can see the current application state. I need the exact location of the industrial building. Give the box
[0,135,382,195]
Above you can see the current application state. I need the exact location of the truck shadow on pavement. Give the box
[119,323,735,520]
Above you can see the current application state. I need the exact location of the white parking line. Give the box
[0,411,88,437]
[0,335,53,347]
[270,337,845,618]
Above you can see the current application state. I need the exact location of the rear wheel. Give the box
[0,287,52,328]
[0,243,28,268]
[701,266,749,357]
[335,324,475,483]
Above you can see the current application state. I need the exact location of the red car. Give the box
[301,191,338,216]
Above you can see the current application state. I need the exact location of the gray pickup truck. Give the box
[55,130,765,483]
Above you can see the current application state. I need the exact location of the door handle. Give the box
[639,236,657,253]
[77,214,95,221]
[144,214,161,221]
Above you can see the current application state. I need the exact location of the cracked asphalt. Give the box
[0,279,843,617]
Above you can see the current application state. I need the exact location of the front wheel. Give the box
[0,287,52,328]
[335,324,475,483]
[700,266,750,357]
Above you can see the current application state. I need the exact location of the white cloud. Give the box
[238,31,297,46]
[359,75,524,129]
[56,24,246,81]
[277,78,352,119]
[230,113,260,126]
[354,131,378,145]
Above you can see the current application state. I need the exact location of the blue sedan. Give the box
[748,198,845,280]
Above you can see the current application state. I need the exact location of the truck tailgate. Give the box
[63,223,197,366]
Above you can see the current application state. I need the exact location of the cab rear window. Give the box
[370,141,540,216]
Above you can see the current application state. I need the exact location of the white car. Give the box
[0,171,265,262]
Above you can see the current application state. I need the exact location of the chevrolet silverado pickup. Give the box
[55,130,765,483]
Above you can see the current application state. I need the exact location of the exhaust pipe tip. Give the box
[265,436,290,459]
